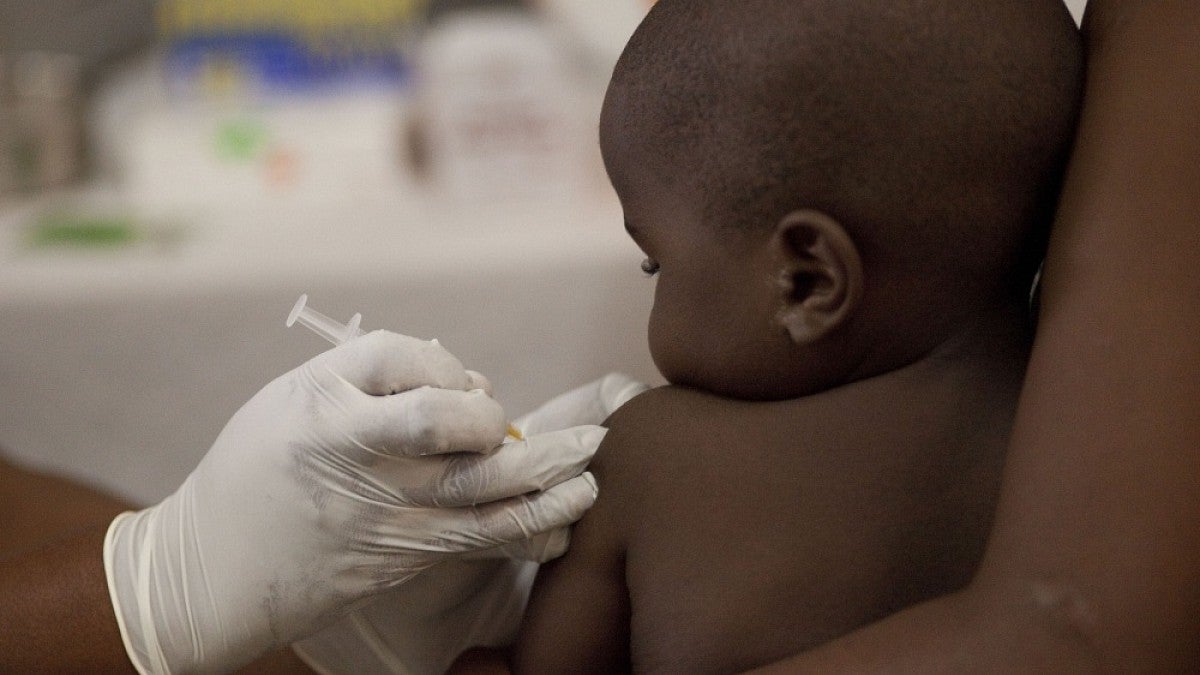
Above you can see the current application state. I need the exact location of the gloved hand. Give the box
[514,372,651,438]
[293,373,651,675]
[495,373,652,560]
[103,331,602,675]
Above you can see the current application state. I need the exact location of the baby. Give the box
[456,0,1083,671]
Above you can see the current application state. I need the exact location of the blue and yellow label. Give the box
[157,0,430,94]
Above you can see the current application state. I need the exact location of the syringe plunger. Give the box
[287,294,364,346]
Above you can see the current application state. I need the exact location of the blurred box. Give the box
[157,0,425,98]
[119,91,412,217]
[103,1,432,218]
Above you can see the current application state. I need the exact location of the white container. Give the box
[413,7,593,204]
[533,0,650,70]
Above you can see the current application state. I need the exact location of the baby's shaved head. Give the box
[601,0,1083,294]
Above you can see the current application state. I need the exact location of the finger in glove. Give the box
[311,331,478,396]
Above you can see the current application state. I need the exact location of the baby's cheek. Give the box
[647,309,717,391]
[646,303,674,383]
[646,293,691,386]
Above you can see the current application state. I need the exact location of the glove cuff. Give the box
[105,508,166,675]
[104,491,253,675]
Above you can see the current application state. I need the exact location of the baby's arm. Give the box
[452,405,638,674]
[509,475,631,673]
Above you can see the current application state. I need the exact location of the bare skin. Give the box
[745,1,1200,671]
[503,308,1030,673]
[452,0,1077,670]
[454,1,1200,671]
[451,0,1079,669]
[0,459,137,673]
[4,0,1198,671]
[449,307,1030,674]
[0,457,314,673]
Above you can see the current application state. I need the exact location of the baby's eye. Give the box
[640,257,660,276]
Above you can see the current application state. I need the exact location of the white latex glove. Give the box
[496,373,652,560]
[293,373,650,675]
[513,372,650,435]
[103,331,602,675]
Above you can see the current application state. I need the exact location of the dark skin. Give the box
[510,310,1030,673]
[0,457,314,674]
[3,0,1199,670]
[453,2,1055,670]
[456,1,1200,672]
[451,246,1034,674]
[0,458,138,673]
[745,1,1200,671]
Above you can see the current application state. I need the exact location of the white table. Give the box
[0,188,660,504]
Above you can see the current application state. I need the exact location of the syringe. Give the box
[287,294,523,440]
[287,294,364,345]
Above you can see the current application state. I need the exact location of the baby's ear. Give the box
[772,209,863,345]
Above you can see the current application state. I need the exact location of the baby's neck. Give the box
[924,300,1034,367]
[846,298,1034,388]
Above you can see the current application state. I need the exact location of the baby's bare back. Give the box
[594,354,1022,673]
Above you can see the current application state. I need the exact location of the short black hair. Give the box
[602,0,1083,296]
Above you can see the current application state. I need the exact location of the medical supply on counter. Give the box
[116,90,412,216]
[287,293,524,439]
[413,0,595,203]
[106,0,423,216]
[157,0,423,98]
[25,212,139,248]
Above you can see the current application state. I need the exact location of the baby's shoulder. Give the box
[595,384,696,466]
[599,384,737,456]
[602,383,725,433]
[592,384,786,497]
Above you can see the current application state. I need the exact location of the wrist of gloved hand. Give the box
[103,332,600,674]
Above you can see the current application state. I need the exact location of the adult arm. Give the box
[0,462,308,673]
[0,333,603,673]
[750,1,1200,671]
[0,458,136,671]
[0,526,135,672]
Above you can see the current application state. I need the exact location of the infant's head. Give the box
[601,0,1083,400]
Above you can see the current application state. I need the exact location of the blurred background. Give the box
[0,0,1087,505]
[0,0,654,207]
[0,0,663,505]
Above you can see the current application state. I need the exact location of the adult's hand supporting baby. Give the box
[103,331,600,674]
